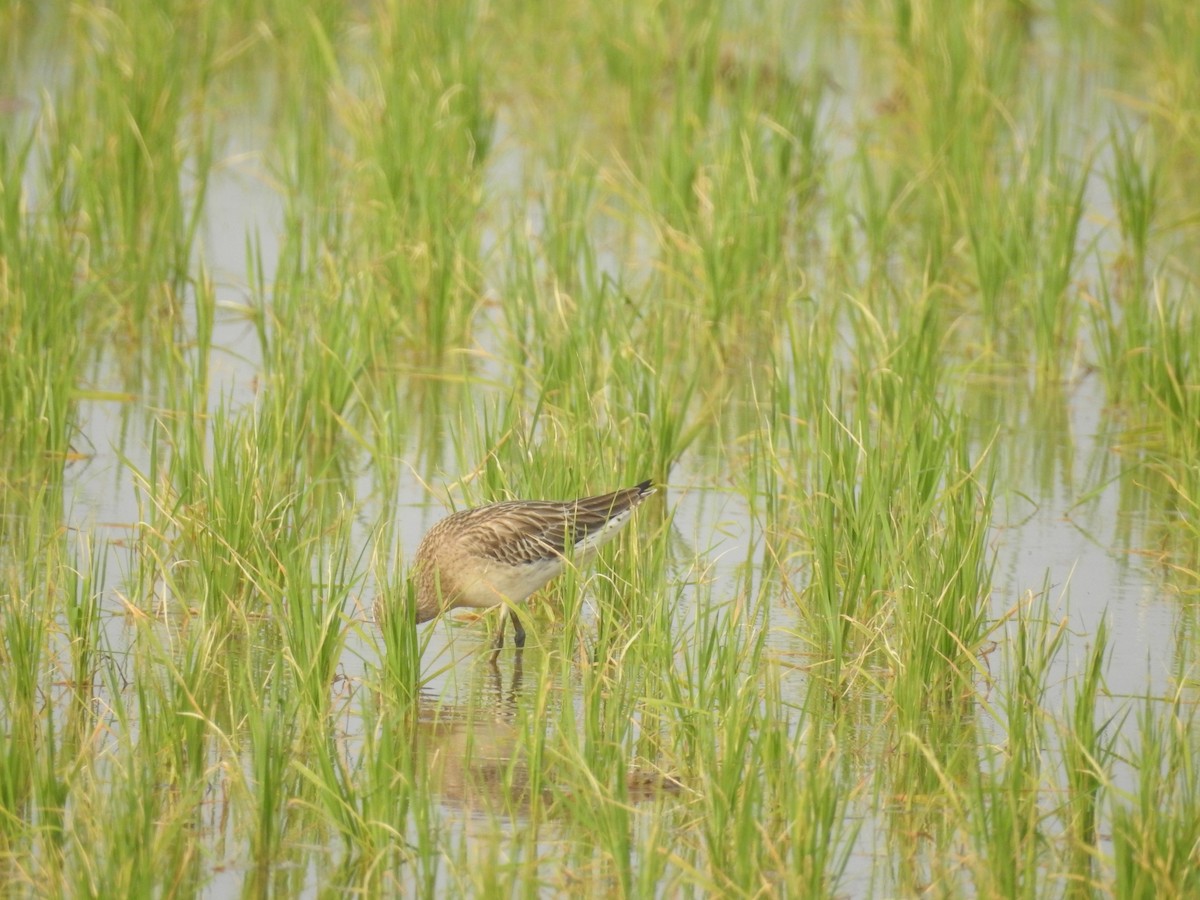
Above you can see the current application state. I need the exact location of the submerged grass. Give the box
[2,0,1200,895]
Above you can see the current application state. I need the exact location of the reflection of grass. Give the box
[3,0,1200,894]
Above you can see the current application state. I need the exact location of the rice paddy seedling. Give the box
[60,1,211,340]
[0,166,85,502]
[1059,615,1118,891]
[961,738,1045,898]
[1028,148,1090,378]
[1110,693,1200,898]
[1106,118,1161,282]
[373,558,424,708]
[340,0,492,361]
[61,537,103,700]
[531,145,603,298]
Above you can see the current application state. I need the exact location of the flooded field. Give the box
[3,1,1199,895]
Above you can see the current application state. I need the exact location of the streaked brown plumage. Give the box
[412,480,656,648]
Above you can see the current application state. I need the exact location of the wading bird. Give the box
[412,480,656,649]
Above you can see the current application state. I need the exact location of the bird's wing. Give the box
[465,482,654,568]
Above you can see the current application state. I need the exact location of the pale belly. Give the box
[451,557,567,609]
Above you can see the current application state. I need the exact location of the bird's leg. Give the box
[491,606,526,652]
[492,609,506,651]
[510,606,526,649]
